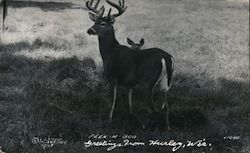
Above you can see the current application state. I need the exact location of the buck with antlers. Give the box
[86,0,174,130]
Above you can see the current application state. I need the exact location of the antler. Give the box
[106,0,127,17]
[86,0,105,17]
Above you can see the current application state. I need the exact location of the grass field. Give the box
[0,0,249,153]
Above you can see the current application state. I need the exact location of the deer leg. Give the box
[162,92,170,131]
[109,81,117,123]
[128,89,133,114]
[143,88,157,113]
[150,90,158,112]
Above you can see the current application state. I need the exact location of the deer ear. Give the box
[140,39,145,46]
[110,16,115,24]
[89,12,98,22]
[127,38,135,45]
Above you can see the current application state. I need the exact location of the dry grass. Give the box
[0,0,249,152]
[1,0,249,82]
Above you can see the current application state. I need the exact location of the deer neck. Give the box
[98,30,119,62]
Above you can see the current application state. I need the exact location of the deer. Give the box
[86,0,174,130]
[127,37,144,50]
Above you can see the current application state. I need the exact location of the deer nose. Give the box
[87,28,96,35]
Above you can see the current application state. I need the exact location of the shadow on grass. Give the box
[0,53,249,153]
[0,38,72,53]
[6,1,77,11]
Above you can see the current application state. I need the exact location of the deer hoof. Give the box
[167,126,171,131]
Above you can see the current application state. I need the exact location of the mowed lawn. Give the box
[0,0,249,153]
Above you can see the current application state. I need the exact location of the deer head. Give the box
[86,0,127,37]
[127,38,145,49]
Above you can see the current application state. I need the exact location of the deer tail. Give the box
[157,57,174,92]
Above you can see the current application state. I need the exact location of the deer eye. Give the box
[100,22,107,27]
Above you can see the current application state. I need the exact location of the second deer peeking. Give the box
[127,38,144,50]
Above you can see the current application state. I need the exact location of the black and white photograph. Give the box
[0,0,249,152]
